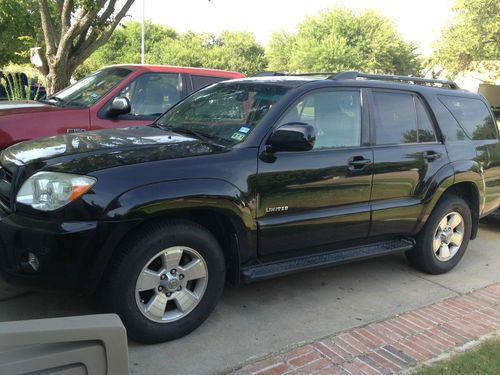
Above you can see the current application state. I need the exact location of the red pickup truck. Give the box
[0,65,244,149]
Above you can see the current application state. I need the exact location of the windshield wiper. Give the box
[157,125,228,148]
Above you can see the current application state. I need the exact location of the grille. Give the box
[0,164,13,210]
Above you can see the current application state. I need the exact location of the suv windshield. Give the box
[45,67,131,108]
[155,81,295,145]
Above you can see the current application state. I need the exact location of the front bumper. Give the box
[0,209,139,293]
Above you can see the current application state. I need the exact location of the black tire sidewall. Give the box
[415,197,472,274]
[103,221,226,344]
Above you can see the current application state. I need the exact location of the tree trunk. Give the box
[45,60,72,94]
[37,0,136,95]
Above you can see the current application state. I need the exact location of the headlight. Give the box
[16,171,96,211]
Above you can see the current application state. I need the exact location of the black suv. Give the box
[1,72,499,343]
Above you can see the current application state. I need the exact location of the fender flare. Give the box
[87,178,256,292]
[415,160,484,235]
[104,178,253,224]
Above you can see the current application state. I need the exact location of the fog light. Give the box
[27,252,40,271]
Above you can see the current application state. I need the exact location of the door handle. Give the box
[348,156,371,170]
[422,151,441,161]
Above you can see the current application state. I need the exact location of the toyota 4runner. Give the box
[0,72,499,344]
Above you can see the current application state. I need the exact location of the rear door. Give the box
[257,87,373,256]
[369,89,448,236]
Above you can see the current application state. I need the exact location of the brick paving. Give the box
[233,282,500,375]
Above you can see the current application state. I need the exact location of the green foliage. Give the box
[1,64,43,100]
[267,30,296,72]
[434,0,500,75]
[75,21,178,78]
[78,22,268,77]
[2,3,425,82]
[0,0,42,66]
[149,31,211,67]
[413,338,500,375]
[267,7,421,75]
[205,31,267,74]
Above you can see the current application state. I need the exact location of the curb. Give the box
[229,282,500,375]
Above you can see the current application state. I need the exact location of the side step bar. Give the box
[241,238,415,282]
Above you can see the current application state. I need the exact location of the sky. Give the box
[127,0,457,55]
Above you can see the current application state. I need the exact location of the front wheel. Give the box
[101,220,226,344]
[406,196,472,274]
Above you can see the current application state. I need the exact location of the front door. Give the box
[91,72,185,130]
[256,88,373,256]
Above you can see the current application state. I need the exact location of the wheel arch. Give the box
[125,208,247,287]
[436,182,481,239]
[417,161,482,240]
[87,179,256,292]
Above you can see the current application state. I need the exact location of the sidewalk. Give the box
[233,282,500,375]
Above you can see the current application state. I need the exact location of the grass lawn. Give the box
[413,337,500,375]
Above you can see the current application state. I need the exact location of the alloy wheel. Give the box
[433,211,464,262]
[135,246,208,323]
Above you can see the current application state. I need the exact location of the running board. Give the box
[241,238,415,282]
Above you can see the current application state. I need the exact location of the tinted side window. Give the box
[373,92,417,144]
[278,90,362,149]
[279,95,315,124]
[439,95,497,140]
[415,98,437,142]
[192,75,228,90]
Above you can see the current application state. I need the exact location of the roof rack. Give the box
[329,71,459,89]
[252,72,339,77]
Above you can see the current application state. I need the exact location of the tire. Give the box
[101,220,226,344]
[406,195,472,275]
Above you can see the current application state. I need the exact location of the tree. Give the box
[0,0,42,66]
[37,0,136,94]
[137,28,268,75]
[75,21,178,78]
[434,0,500,75]
[149,31,209,67]
[81,22,267,76]
[267,30,296,72]
[267,7,421,75]
[204,31,268,75]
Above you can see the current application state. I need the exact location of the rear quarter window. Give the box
[438,95,497,140]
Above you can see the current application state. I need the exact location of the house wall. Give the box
[478,84,500,107]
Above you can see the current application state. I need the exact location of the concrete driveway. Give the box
[1,217,500,375]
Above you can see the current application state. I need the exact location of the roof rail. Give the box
[252,72,287,77]
[252,72,339,77]
[329,71,459,89]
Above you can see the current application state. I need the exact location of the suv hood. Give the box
[3,126,226,173]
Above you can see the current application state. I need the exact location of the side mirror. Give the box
[267,122,316,152]
[108,96,131,116]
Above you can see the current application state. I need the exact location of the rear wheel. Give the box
[406,196,472,274]
[101,220,226,344]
